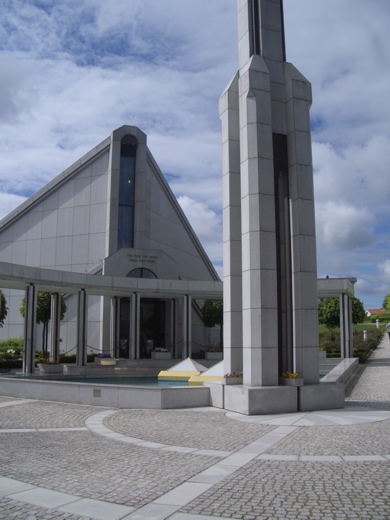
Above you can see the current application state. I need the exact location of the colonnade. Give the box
[22,285,194,374]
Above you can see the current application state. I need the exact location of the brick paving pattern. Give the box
[0,496,91,520]
[181,460,390,520]
[0,334,389,519]
[105,409,275,451]
[0,401,109,429]
[0,430,218,508]
[264,420,390,456]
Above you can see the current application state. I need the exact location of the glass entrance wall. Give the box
[119,297,130,358]
[118,297,168,359]
[140,299,165,358]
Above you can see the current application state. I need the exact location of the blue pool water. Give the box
[15,376,189,387]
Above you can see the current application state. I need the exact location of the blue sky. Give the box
[0,0,389,310]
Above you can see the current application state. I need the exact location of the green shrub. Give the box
[0,338,23,348]
[370,313,390,323]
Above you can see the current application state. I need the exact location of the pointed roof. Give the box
[165,358,207,373]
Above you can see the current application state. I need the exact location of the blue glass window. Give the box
[127,268,157,279]
[118,135,137,249]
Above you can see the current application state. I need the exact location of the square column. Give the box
[23,284,37,374]
[50,293,62,363]
[130,293,140,360]
[220,72,243,374]
[182,294,192,358]
[76,289,88,367]
[239,55,279,387]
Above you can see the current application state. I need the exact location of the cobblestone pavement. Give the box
[0,337,389,520]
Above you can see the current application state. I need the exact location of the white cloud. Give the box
[177,195,222,267]
[0,0,389,309]
[0,193,27,220]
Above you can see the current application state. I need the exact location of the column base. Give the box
[210,382,346,415]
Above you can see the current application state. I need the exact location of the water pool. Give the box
[10,375,188,387]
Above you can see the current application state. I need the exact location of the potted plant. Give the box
[205,343,223,360]
[279,372,303,386]
[94,353,116,366]
[151,348,171,360]
[319,348,327,359]
[221,372,243,385]
[37,359,64,374]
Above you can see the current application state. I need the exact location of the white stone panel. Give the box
[288,164,314,201]
[27,211,43,240]
[43,191,59,211]
[91,152,109,176]
[0,243,12,262]
[11,240,26,264]
[90,174,108,205]
[89,204,106,234]
[290,199,316,237]
[40,238,56,267]
[242,308,278,348]
[88,233,105,264]
[71,235,89,266]
[72,206,90,236]
[26,239,41,267]
[58,180,75,208]
[12,218,28,241]
[57,208,74,237]
[291,235,317,274]
[74,177,91,207]
[42,210,58,238]
[55,236,72,267]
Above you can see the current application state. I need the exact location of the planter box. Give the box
[222,377,243,385]
[279,377,303,387]
[37,363,63,374]
[319,350,327,359]
[205,352,223,360]
[94,358,116,366]
[151,352,171,360]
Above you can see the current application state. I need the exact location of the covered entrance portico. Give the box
[0,261,222,374]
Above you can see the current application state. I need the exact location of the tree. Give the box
[0,292,7,328]
[382,294,390,312]
[201,299,223,348]
[20,292,67,357]
[318,296,366,329]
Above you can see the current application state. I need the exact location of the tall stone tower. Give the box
[219,0,334,413]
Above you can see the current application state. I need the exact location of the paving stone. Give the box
[104,409,275,451]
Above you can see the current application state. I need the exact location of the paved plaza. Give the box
[0,338,389,520]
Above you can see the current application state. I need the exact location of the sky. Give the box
[0,0,389,310]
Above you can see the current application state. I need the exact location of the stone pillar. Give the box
[100,296,112,355]
[183,295,192,358]
[76,289,88,367]
[50,293,62,363]
[111,297,120,358]
[340,294,352,358]
[285,63,319,384]
[130,293,140,360]
[220,72,243,375]
[239,54,279,387]
[23,284,37,374]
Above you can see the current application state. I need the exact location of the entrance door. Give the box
[119,297,130,358]
[140,299,165,358]
[118,297,166,359]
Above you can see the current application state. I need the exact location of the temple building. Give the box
[0,125,222,361]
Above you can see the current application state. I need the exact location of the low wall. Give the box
[0,377,210,410]
[321,358,359,384]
